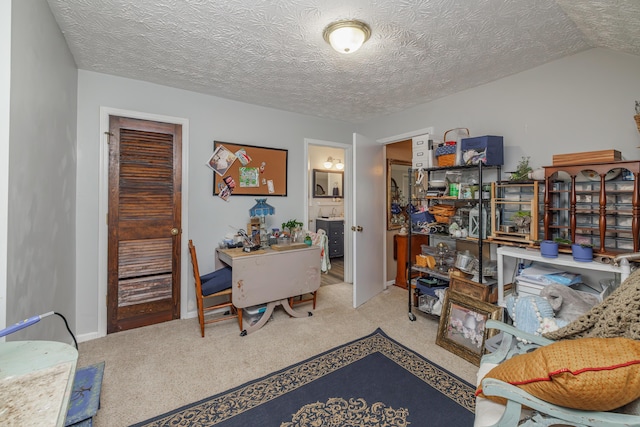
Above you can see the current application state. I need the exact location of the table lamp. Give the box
[249,198,275,247]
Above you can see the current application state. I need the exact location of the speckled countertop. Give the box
[0,341,78,426]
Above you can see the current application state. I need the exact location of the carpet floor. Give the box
[131,328,475,426]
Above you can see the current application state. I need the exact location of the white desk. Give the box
[217,245,321,335]
[0,340,78,426]
[496,246,630,307]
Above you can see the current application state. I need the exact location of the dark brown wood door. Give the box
[107,116,182,333]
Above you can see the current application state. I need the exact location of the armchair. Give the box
[475,320,640,427]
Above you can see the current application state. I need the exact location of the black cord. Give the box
[54,312,78,349]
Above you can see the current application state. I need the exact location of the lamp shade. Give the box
[323,20,371,54]
[249,198,275,217]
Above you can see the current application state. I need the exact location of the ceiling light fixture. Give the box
[335,159,344,170]
[323,20,371,54]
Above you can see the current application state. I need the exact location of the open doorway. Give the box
[306,143,347,285]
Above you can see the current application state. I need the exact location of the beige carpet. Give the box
[77,282,478,426]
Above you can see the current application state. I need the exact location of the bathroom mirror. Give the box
[387,159,411,230]
[313,169,343,198]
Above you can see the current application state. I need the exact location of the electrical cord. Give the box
[54,312,78,349]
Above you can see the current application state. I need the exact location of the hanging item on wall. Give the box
[217,175,236,202]
[235,148,252,166]
[212,141,288,196]
[207,144,237,176]
[239,167,259,187]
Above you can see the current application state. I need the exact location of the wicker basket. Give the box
[430,204,456,224]
[437,153,456,167]
[635,114,640,134]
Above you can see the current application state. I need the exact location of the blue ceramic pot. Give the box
[572,244,593,262]
[540,240,559,258]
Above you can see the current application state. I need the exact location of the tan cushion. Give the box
[476,337,640,411]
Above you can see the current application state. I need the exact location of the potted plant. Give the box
[282,219,304,242]
[572,243,593,262]
[511,210,531,234]
[509,157,533,182]
[539,240,559,258]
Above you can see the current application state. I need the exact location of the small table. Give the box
[217,245,321,335]
[496,246,631,307]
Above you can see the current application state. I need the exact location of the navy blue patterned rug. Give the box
[131,328,475,426]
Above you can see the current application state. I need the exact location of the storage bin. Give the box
[412,147,429,160]
[460,135,504,166]
[243,305,267,326]
[412,134,429,149]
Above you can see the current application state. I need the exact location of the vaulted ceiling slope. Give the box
[46,0,640,123]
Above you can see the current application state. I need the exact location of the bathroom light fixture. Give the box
[324,157,335,169]
[323,20,371,54]
[323,156,345,170]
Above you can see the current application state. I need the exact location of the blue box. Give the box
[460,135,504,166]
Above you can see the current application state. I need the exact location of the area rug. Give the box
[131,328,475,426]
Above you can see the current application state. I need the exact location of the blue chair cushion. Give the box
[200,266,232,296]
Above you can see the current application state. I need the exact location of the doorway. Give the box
[306,142,348,285]
[106,115,182,333]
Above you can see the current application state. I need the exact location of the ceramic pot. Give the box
[540,240,559,258]
[572,244,593,262]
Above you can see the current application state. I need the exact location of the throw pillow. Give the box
[476,337,640,411]
[505,295,567,337]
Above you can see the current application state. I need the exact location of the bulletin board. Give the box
[211,141,288,196]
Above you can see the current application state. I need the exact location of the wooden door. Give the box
[107,116,182,333]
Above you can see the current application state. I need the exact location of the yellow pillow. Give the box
[476,337,640,411]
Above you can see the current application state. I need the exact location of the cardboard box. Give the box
[460,135,504,166]
[552,149,621,166]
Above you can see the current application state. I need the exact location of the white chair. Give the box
[475,320,640,427]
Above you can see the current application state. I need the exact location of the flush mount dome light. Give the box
[323,20,371,54]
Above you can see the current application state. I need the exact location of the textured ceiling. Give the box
[46,0,640,123]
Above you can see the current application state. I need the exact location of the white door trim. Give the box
[98,107,189,337]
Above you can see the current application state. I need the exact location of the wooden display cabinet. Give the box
[543,160,640,257]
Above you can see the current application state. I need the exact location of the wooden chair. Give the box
[188,240,242,337]
[288,291,317,310]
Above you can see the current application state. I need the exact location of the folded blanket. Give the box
[540,284,599,323]
[543,269,640,341]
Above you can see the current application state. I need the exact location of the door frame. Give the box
[304,138,353,284]
[98,107,189,337]
[376,126,434,288]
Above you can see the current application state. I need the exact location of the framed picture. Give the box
[435,290,503,366]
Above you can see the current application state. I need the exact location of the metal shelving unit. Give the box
[407,163,501,321]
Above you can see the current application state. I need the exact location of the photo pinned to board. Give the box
[218,175,236,202]
[239,167,259,187]
[235,149,252,166]
[207,144,237,176]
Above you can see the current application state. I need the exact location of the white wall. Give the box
[6,0,77,342]
[0,0,11,335]
[359,48,640,172]
[75,71,353,337]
